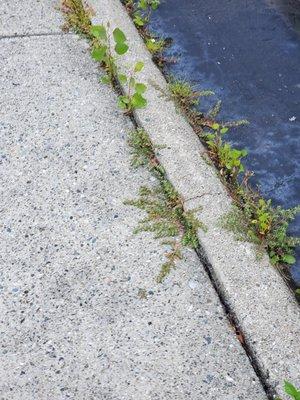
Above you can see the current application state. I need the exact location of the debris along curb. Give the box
[87,0,299,396]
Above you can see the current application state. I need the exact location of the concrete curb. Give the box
[89,0,300,396]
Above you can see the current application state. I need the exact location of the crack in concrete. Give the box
[0,31,71,41]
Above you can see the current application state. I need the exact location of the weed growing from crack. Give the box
[122,0,172,67]
[118,61,147,113]
[130,0,161,29]
[223,194,300,267]
[168,78,214,110]
[60,0,92,36]
[61,0,148,113]
[276,381,300,400]
[125,129,205,282]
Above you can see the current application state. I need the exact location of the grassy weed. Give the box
[61,0,92,35]
[126,129,204,282]
[276,381,300,400]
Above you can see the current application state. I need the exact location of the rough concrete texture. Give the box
[89,0,300,396]
[0,25,266,400]
[0,0,63,36]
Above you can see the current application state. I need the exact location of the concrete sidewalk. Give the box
[0,1,266,399]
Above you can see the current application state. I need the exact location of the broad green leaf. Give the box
[135,82,147,94]
[134,61,144,72]
[118,95,130,109]
[113,27,127,43]
[131,93,147,109]
[282,254,296,264]
[296,289,300,295]
[212,123,220,130]
[115,42,129,55]
[91,46,107,61]
[90,25,107,39]
[118,74,127,84]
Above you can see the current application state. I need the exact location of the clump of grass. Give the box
[60,0,92,36]
[125,129,205,282]
[168,78,214,110]
[145,37,166,55]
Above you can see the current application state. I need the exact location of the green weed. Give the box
[117,61,147,113]
[90,24,129,84]
[132,0,161,29]
[204,123,247,182]
[166,77,299,275]
[277,381,300,400]
[125,129,205,282]
[145,37,166,54]
[60,0,92,35]
[223,191,300,266]
[62,0,148,111]
[168,78,214,110]
[122,0,171,67]
[90,25,147,111]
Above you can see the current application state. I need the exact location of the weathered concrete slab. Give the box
[0,0,63,36]
[89,0,300,397]
[0,34,266,399]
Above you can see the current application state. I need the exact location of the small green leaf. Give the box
[138,0,148,10]
[100,75,111,84]
[90,25,107,39]
[284,381,300,400]
[131,93,147,109]
[220,127,229,134]
[118,95,130,109]
[135,82,147,94]
[91,46,107,61]
[118,74,127,84]
[282,254,296,264]
[295,288,300,295]
[115,42,129,55]
[113,27,127,43]
[212,123,220,131]
[133,13,145,27]
[134,61,144,72]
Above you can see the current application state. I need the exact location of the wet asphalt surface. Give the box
[150,0,300,282]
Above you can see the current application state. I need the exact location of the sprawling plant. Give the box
[125,129,204,282]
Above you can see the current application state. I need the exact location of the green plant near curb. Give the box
[166,77,299,274]
[131,0,161,28]
[168,78,214,109]
[204,123,247,182]
[223,193,300,266]
[117,61,147,112]
[123,0,171,67]
[145,37,166,55]
[276,381,300,400]
[62,0,148,112]
[90,24,129,84]
[125,129,205,282]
